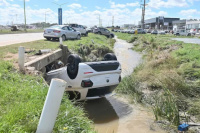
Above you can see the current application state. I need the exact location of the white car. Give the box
[44,25,81,41]
[46,53,121,101]
[69,24,88,36]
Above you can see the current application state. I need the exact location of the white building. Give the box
[186,20,200,33]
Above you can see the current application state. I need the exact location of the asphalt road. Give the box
[0,33,44,47]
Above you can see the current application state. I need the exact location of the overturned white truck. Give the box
[46,53,122,101]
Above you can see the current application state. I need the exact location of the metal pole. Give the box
[24,0,27,31]
[45,12,46,28]
[99,14,100,27]
[36,79,67,133]
[18,46,25,72]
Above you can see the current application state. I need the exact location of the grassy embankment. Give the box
[115,32,200,129]
[0,33,115,132]
[0,29,44,34]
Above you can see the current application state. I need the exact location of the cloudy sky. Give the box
[0,0,200,26]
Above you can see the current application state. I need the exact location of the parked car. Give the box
[151,30,158,34]
[43,25,81,41]
[86,27,92,33]
[68,24,88,36]
[11,25,19,31]
[93,27,115,38]
[46,53,122,101]
[136,28,146,34]
[128,29,135,34]
[158,31,166,35]
[174,30,191,36]
[146,29,152,33]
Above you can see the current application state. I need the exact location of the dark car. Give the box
[93,27,115,38]
[151,30,158,34]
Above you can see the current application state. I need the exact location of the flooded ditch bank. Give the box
[83,37,166,133]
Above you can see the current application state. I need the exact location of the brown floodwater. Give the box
[83,37,166,133]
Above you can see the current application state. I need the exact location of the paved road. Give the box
[0,33,44,47]
[172,38,200,44]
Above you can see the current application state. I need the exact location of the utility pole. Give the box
[99,14,101,27]
[141,0,147,30]
[112,16,114,27]
[24,0,27,31]
[44,11,49,28]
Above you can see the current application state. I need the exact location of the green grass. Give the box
[0,61,95,132]
[0,29,44,34]
[115,32,200,127]
[0,33,115,61]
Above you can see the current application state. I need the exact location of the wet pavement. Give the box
[83,37,166,133]
[172,38,200,44]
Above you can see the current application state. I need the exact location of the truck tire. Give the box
[67,54,81,79]
[104,53,117,61]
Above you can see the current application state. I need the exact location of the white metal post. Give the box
[36,79,67,133]
[59,37,63,45]
[18,46,25,72]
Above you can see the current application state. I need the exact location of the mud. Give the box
[83,37,166,133]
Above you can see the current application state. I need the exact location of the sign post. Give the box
[58,8,62,25]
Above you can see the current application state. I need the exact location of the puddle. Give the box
[83,37,166,133]
[172,38,200,44]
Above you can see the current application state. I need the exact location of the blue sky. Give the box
[0,0,200,26]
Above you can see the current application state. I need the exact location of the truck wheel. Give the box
[98,31,102,35]
[67,54,81,79]
[85,32,88,36]
[104,53,117,61]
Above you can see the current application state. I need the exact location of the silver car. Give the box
[43,25,81,41]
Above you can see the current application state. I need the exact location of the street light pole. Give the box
[24,0,27,31]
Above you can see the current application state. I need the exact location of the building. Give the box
[123,24,135,29]
[172,20,186,32]
[186,20,200,33]
[139,16,180,30]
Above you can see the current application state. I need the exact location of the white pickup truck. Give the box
[46,53,121,101]
[174,30,191,36]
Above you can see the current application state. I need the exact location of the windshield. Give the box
[49,25,62,29]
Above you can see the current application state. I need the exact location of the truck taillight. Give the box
[81,80,93,88]
[53,30,61,33]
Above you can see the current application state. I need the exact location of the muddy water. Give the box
[83,37,166,133]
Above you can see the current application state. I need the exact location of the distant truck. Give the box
[174,30,191,36]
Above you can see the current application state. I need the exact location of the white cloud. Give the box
[0,0,10,6]
[187,0,200,4]
[148,0,188,9]
[68,3,81,9]
[109,0,139,8]
[179,9,200,15]
[95,6,101,9]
